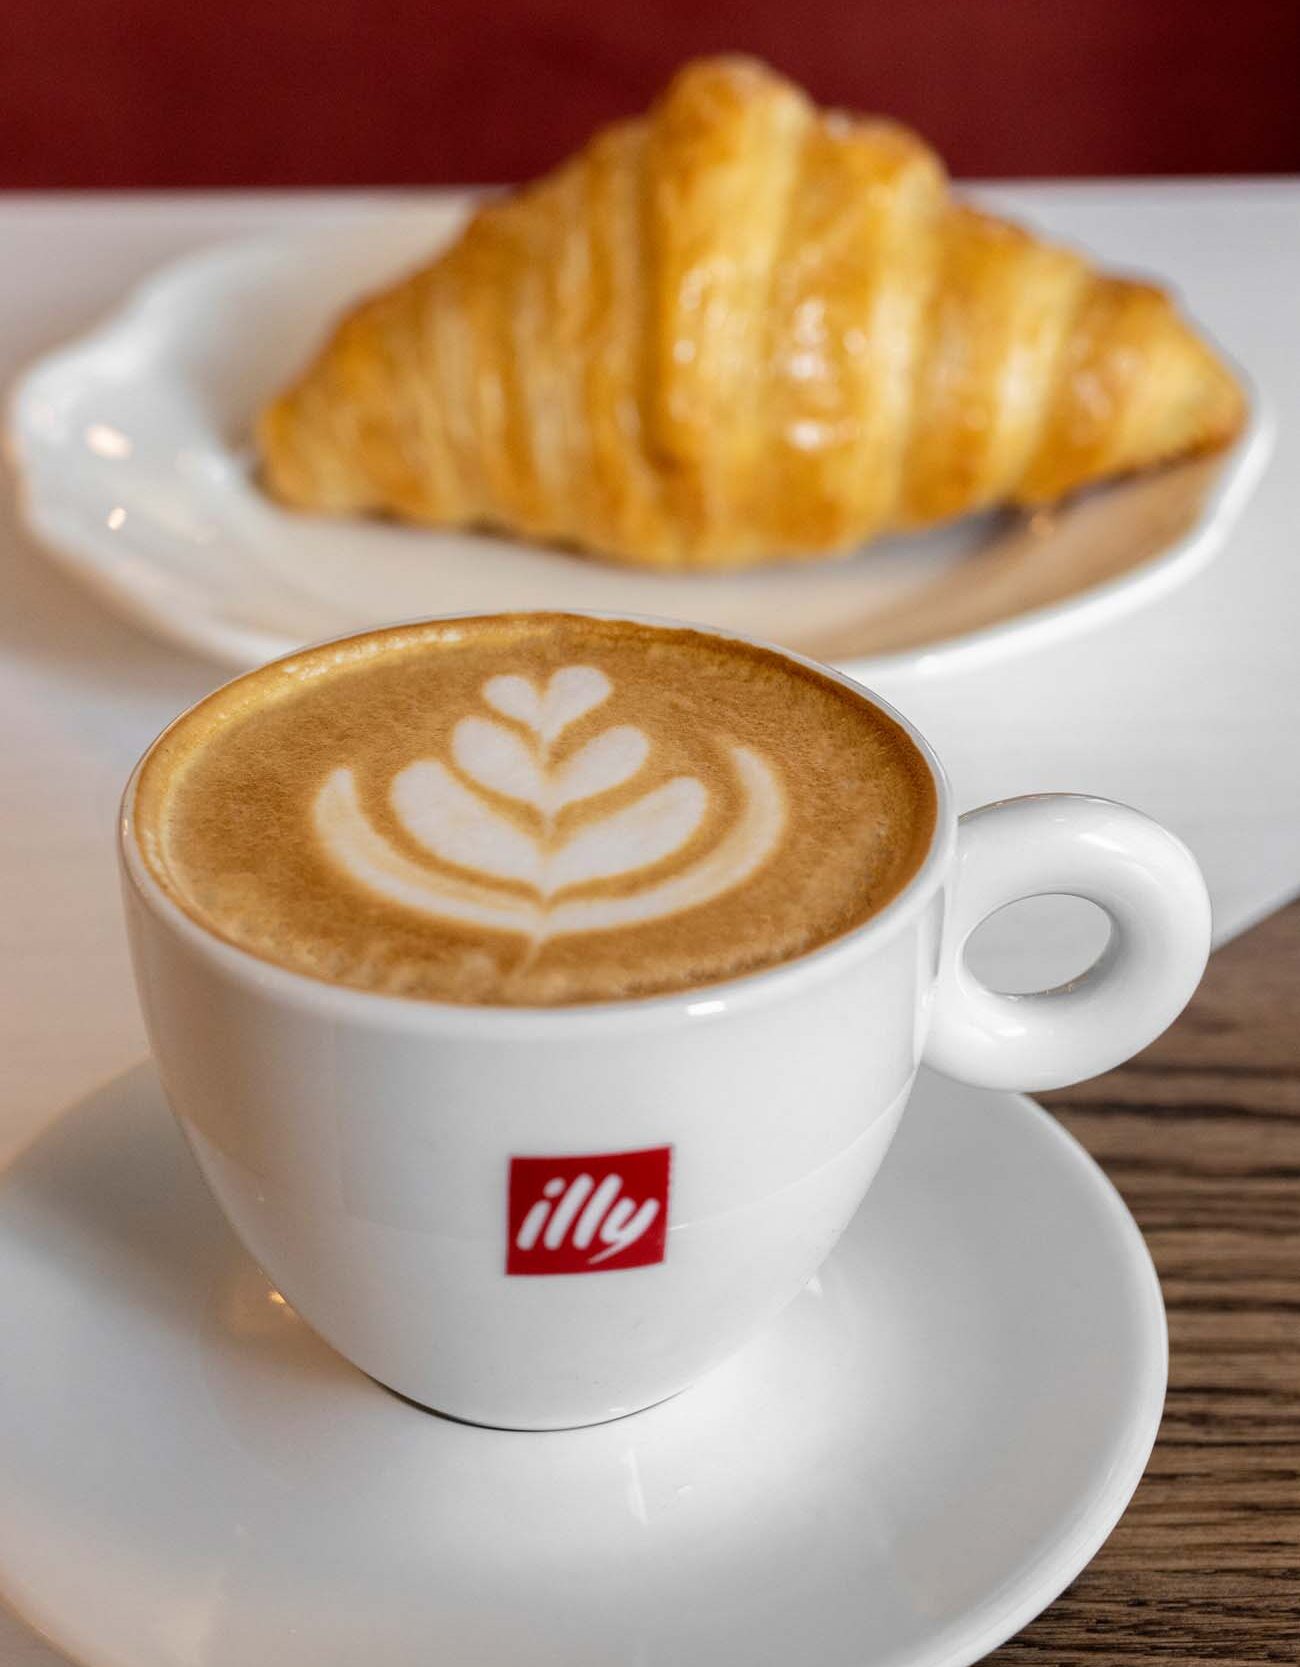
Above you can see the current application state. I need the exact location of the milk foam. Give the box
[313,664,785,942]
[134,615,937,1005]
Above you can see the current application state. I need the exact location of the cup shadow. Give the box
[0,1061,253,1328]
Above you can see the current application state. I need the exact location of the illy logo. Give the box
[507,1146,672,1275]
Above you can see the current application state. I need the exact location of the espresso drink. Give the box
[134,615,936,1005]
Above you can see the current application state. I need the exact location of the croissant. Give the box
[258,56,1245,570]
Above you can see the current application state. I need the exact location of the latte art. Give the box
[134,615,936,1004]
[313,665,785,944]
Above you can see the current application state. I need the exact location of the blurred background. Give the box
[4,0,1299,188]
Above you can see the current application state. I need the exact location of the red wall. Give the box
[4,0,1299,188]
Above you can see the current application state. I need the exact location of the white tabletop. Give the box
[1,183,1299,1666]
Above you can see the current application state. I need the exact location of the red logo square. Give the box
[507,1146,672,1275]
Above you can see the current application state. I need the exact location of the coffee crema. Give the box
[134,615,937,1005]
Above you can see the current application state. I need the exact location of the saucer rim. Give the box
[0,1063,1168,1667]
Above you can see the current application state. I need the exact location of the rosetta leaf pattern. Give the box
[313,665,786,941]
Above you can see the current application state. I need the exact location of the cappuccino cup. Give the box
[120,612,1210,1428]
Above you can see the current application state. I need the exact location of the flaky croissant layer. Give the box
[259,56,1245,570]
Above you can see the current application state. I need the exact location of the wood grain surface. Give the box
[991,899,1300,1665]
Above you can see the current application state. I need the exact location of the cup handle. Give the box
[922,795,1211,1092]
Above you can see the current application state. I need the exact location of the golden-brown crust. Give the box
[258,55,1246,569]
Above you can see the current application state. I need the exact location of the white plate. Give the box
[0,1063,1165,1667]
[6,207,1272,682]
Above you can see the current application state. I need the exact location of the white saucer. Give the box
[0,1064,1165,1667]
[7,207,1271,683]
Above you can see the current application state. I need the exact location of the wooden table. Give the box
[994,899,1300,1665]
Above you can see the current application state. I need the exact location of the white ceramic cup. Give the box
[120,618,1211,1430]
